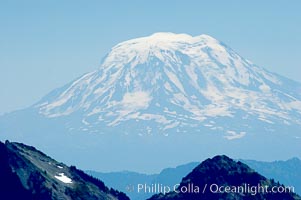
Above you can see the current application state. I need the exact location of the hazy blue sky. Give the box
[0,0,300,114]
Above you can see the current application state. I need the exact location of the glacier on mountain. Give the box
[35,32,301,139]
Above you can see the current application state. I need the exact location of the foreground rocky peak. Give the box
[0,140,129,200]
[149,155,301,200]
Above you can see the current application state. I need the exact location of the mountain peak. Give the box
[119,32,217,45]
[149,155,301,200]
[34,32,301,138]
[147,32,217,43]
[149,32,193,41]
[102,32,224,68]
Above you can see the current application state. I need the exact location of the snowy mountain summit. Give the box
[1,33,301,172]
[36,32,301,140]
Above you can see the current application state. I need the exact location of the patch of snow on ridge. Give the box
[259,84,271,93]
[287,101,301,111]
[163,121,180,130]
[224,131,246,140]
[164,68,186,94]
[54,173,72,184]
[122,91,152,109]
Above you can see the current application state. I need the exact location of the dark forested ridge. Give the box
[0,140,129,200]
[149,155,301,200]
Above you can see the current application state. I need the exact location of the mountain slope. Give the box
[87,162,199,200]
[0,140,129,200]
[242,158,301,195]
[89,158,301,200]
[148,155,300,200]
[87,171,157,200]
[1,32,301,172]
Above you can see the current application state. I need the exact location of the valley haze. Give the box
[1,32,300,173]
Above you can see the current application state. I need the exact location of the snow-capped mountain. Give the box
[1,32,301,172]
[36,32,301,139]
